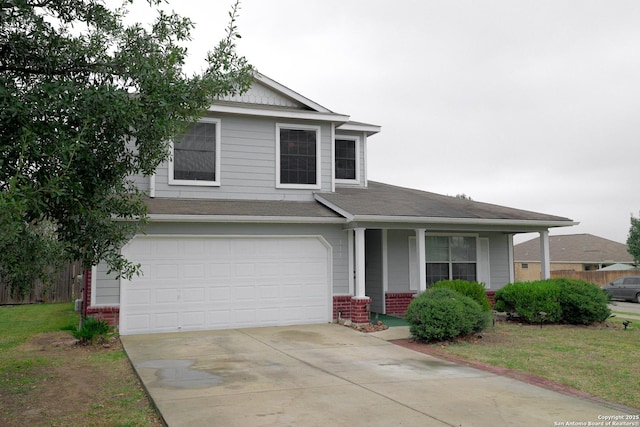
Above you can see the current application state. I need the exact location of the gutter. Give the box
[146,214,347,224]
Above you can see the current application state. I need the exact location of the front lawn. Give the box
[0,303,162,426]
[428,317,640,410]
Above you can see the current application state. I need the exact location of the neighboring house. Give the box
[514,233,635,282]
[83,73,576,335]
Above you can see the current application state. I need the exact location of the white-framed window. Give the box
[335,135,360,183]
[425,235,478,285]
[276,123,321,189]
[168,118,221,186]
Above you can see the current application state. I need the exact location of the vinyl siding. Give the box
[94,263,119,305]
[93,222,349,306]
[147,115,334,201]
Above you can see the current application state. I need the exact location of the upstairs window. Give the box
[335,137,359,182]
[169,118,221,186]
[276,124,321,189]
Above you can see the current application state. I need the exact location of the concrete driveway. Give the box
[121,324,629,427]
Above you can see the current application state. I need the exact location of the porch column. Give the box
[350,227,370,323]
[540,230,551,279]
[354,228,366,297]
[415,228,427,292]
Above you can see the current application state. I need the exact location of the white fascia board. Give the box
[313,195,355,221]
[337,122,381,136]
[349,215,579,228]
[209,104,350,123]
[147,214,346,224]
[254,73,333,113]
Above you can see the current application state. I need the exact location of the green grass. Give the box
[432,319,640,410]
[0,302,77,350]
[0,303,161,426]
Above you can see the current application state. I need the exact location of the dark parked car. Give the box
[602,276,640,303]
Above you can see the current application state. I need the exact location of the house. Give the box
[83,73,576,335]
[514,233,635,282]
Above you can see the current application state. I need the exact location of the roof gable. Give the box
[217,73,332,112]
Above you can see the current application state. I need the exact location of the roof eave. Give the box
[348,215,579,228]
[337,122,382,136]
[146,214,346,224]
[208,104,350,123]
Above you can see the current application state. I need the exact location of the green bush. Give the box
[405,287,491,342]
[494,280,562,323]
[72,316,114,345]
[430,279,492,311]
[555,278,611,324]
[494,279,611,325]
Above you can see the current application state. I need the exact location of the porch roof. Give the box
[144,197,344,223]
[315,181,576,228]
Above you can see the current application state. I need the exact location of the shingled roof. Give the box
[145,198,342,222]
[514,233,634,263]
[315,181,574,226]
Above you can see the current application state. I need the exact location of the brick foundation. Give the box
[82,268,120,330]
[385,292,416,317]
[350,297,371,324]
[485,290,496,307]
[86,306,120,330]
[333,295,352,321]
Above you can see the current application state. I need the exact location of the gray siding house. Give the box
[85,74,575,335]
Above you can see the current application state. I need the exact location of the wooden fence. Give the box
[551,270,639,287]
[0,261,83,305]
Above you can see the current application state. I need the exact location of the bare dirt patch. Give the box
[1,331,163,427]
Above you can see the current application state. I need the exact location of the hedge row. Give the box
[494,278,610,324]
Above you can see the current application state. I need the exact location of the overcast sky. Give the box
[128,0,639,244]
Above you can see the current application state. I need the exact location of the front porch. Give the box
[331,227,553,323]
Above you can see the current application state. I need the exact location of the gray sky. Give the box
[129,0,640,244]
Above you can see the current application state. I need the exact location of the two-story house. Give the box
[83,74,576,335]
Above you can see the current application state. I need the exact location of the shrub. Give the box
[555,278,611,324]
[430,279,492,311]
[494,279,611,325]
[72,316,114,345]
[494,280,562,323]
[405,287,491,342]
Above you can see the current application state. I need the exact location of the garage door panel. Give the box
[155,312,179,329]
[155,289,179,304]
[182,311,205,327]
[207,263,231,277]
[120,236,331,335]
[156,264,179,279]
[182,287,205,302]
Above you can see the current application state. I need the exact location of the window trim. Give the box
[168,117,221,187]
[275,123,321,189]
[334,135,360,184]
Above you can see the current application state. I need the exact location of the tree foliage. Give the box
[628,213,640,265]
[1,0,255,296]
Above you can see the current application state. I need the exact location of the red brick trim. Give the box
[86,306,120,330]
[485,290,496,307]
[350,297,371,324]
[333,295,352,321]
[82,268,120,330]
[385,292,416,317]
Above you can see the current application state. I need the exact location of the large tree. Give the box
[628,213,640,265]
[0,0,254,296]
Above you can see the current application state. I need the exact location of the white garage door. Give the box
[119,236,331,335]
